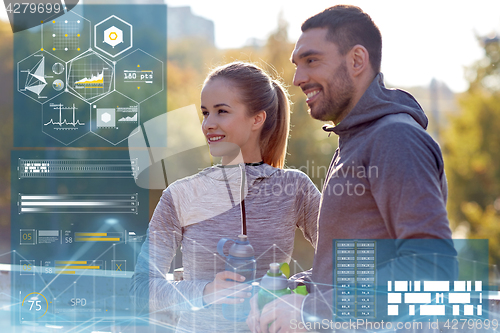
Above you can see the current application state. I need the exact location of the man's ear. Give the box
[252,110,267,130]
[349,44,370,77]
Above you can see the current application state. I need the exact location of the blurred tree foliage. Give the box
[0,20,13,260]
[443,35,500,267]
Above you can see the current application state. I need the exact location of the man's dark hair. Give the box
[301,5,382,73]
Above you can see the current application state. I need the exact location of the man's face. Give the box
[291,28,355,123]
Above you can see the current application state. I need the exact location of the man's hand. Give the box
[258,293,307,333]
[202,271,252,305]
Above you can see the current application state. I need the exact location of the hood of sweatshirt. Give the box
[199,162,278,186]
[323,73,428,136]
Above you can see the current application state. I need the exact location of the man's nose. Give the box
[293,66,308,87]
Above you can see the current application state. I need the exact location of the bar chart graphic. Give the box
[18,193,139,214]
[18,158,138,179]
[74,232,123,242]
[54,260,103,275]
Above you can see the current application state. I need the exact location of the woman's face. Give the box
[201,78,263,163]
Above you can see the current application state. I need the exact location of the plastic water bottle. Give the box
[217,234,256,321]
[258,263,291,310]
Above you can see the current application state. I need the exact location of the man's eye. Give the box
[307,58,316,64]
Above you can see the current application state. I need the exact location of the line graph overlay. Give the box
[44,103,85,129]
[67,51,114,102]
[90,91,139,145]
[41,92,91,145]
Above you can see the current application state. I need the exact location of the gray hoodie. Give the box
[299,73,457,327]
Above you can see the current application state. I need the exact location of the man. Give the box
[248,5,456,333]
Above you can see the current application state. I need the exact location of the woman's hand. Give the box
[246,294,261,332]
[203,271,253,306]
[259,294,306,333]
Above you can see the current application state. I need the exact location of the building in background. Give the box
[166,6,214,46]
[82,1,215,46]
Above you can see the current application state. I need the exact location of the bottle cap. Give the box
[279,262,290,278]
[228,235,255,258]
[261,262,289,290]
[269,263,280,274]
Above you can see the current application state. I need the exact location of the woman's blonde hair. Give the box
[204,62,290,168]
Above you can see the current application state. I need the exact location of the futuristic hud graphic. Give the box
[14,5,164,147]
[9,3,169,331]
[7,3,500,333]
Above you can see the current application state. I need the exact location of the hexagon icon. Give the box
[94,16,132,58]
[90,91,140,145]
[100,111,112,124]
[115,49,164,103]
[66,49,114,103]
[42,92,91,146]
[104,26,123,48]
[41,11,91,62]
[17,50,66,104]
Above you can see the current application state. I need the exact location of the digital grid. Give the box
[52,20,82,52]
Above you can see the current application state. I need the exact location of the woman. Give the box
[131,61,320,332]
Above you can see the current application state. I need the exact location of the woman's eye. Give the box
[201,111,209,116]
[218,109,227,114]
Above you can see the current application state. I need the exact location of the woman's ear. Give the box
[252,110,267,131]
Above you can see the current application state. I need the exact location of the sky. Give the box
[163,0,500,93]
[2,1,500,92]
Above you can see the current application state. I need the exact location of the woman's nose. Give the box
[202,114,217,131]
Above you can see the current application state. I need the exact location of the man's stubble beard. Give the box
[310,61,355,123]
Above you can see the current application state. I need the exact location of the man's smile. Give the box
[306,89,321,104]
[302,85,323,104]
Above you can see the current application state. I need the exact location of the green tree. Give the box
[443,35,500,266]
